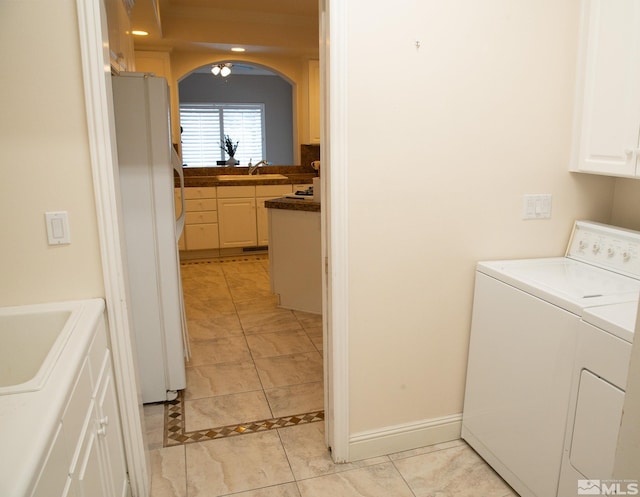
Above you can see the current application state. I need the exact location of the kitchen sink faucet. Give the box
[248,159,271,175]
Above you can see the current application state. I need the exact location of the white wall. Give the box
[341,0,615,451]
[0,0,104,305]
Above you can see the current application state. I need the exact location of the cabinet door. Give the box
[31,424,70,497]
[218,198,257,248]
[96,360,129,497]
[573,0,640,176]
[257,198,271,246]
[73,401,110,497]
[308,60,321,144]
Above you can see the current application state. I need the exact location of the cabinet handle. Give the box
[99,415,109,427]
[624,148,637,162]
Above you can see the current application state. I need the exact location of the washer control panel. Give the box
[567,221,640,278]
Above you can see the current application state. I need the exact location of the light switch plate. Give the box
[45,211,71,245]
[522,194,552,220]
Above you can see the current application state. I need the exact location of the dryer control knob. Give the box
[607,247,615,258]
[592,243,601,254]
[623,251,631,262]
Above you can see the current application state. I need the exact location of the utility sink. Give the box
[0,304,79,395]
[217,174,288,181]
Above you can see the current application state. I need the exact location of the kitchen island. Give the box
[265,197,321,314]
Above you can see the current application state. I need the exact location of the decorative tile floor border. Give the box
[164,391,324,446]
[181,255,268,266]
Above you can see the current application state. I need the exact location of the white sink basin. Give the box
[217,174,288,181]
[0,304,80,395]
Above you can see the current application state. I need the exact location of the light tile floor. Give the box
[144,255,518,496]
[180,256,324,432]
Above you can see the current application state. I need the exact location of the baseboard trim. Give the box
[348,413,462,461]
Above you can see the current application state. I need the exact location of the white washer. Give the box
[557,300,637,497]
[462,221,640,497]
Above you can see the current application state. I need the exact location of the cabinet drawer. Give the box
[217,185,255,198]
[184,187,217,199]
[256,184,292,197]
[185,198,217,212]
[185,211,218,225]
[185,224,220,250]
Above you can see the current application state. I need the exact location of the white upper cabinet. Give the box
[308,60,321,144]
[105,0,135,73]
[571,0,640,177]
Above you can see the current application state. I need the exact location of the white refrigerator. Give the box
[112,73,188,403]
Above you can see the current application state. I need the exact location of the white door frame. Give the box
[76,0,352,493]
[75,0,149,495]
[321,0,350,463]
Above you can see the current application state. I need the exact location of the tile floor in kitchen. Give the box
[143,255,517,497]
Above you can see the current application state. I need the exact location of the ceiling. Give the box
[130,0,320,58]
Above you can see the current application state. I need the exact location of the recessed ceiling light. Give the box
[231,47,246,52]
[132,30,149,36]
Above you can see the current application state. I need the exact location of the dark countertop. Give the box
[181,174,315,188]
[264,197,321,212]
[177,166,317,187]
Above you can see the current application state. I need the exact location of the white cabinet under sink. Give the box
[215,184,294,249]
[31,313,129,497]
[570,0,640,177]
[218,186,258,248]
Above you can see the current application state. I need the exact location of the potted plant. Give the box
[221,135,239,166]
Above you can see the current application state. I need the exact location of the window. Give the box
[180,103,265,167]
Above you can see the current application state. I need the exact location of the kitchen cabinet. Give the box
[256,185,293,246]
[308,60,321,144]
[570,0,640,177]
[31,317,129,497]
[218,185,258,248]
[182,187,219,250]
[104,0,135,73]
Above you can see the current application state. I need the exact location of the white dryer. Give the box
[557,300,637,497]
[462,221,640,497]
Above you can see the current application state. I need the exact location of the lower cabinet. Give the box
[181,187,219,250]
[31,319,130,497]
[218,196,258,248]
[180,183,298,251]
[256,185,293,246]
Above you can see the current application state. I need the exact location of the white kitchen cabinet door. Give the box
[256,185,293,246]
[308,60,321,144]
[571,0,640,177]
[257,198,272,246]
[217,197,258,248]
[104,0,134,73]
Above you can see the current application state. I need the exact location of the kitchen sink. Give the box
[217,174,288,181]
